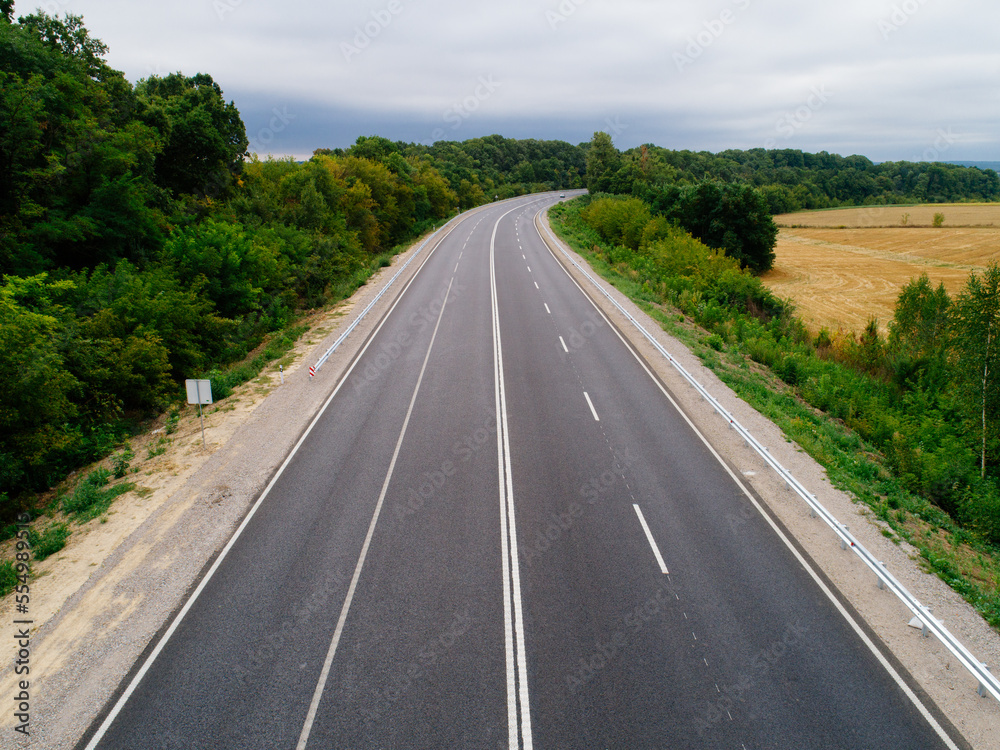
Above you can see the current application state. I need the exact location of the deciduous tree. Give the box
[585,131,621,193]
[951,264,1000,478]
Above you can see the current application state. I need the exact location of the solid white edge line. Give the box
[531,207,961,750]
[583,391,600,422]
[82,213,456,750]
[295,277,455,749]
[632,504,669,574]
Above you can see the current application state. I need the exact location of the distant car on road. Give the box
[559,193,565,198]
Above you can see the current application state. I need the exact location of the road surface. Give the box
[80,193,961,749]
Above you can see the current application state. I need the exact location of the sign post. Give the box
[185,379,213,448]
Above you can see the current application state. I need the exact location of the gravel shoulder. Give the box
[536,208,1000,750]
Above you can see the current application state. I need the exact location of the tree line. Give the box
[586,137,1000,214]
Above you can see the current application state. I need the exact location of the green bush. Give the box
[745,336,781,368]
[112,446,134,478]
[0,561,18,598]
[29,523,70,561]
[775,355,804,386]
[959,482,1000,545]
[61,468,132,520]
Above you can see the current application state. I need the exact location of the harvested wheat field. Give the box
[774,203,1000,228]
[763,204,1000,334]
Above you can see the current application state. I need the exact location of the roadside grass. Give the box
[548,200,1000,630]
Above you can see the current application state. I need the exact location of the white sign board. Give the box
[185,379,213,405]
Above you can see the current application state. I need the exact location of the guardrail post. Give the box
[923,608,932,638]
[840,525,850,550]
[979,665,992,698]
[877,561,886,589]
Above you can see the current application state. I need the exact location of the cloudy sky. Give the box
[26,0,1000,162]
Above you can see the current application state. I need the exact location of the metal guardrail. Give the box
[313,193,553,374]
[313,214,463,373]
[538,214,999,703]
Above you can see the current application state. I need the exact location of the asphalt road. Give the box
[81,193,961,749]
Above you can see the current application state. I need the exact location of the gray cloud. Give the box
[43,0,1000,160]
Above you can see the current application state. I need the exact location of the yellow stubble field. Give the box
[763,205,1000,334]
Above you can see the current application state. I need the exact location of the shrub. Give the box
[0,561,18,598]
[29,523,70,561]
[959,482,1000,545]
[61,468,132,520]
[745,336,781,368]
[112,446,134,478]
[775,355,804,386]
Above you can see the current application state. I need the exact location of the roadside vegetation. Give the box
[3,1,999,599]
[549,188,1000,629]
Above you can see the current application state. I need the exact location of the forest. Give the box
[2,5,999,534]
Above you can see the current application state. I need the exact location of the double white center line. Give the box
[491,208,534,750]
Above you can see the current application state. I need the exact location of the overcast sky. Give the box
[26,0,1000,162]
